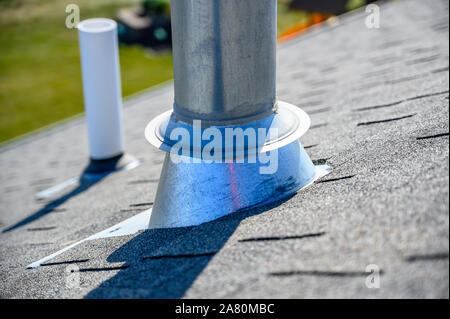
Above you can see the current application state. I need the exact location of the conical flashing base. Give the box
[145,101,331,229]
[149,142,329,229]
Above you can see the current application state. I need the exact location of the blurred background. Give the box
[0,0,370,143]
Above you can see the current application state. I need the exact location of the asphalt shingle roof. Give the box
[0,0,448,298]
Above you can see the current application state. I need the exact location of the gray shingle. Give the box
[0,0,448,298]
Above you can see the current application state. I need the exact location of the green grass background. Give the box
[0,0,309,143]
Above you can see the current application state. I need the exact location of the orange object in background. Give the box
[278,12,332,43]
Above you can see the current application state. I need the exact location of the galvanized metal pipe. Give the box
[144,0,329,229]
[170,0,277,125]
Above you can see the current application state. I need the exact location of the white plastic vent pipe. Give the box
[78,18,124,160]
[33,18,138,200]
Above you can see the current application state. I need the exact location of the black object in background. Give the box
[116,0,171,50]
[289,0,375,15]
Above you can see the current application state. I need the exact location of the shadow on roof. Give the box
[85,196,294,299]
[2,170,109,233]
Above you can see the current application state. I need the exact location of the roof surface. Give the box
[0,0,448,299]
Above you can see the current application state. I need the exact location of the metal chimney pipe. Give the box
[145,1,330,229]
[171,0,277,125]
